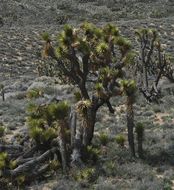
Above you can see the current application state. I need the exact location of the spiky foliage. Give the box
[120,80,136,157]
[74,167,97,183]
[98,132,109,146]
[27,101,70,145]
[86,145,101,162]
[76,100,91,116]
[115,134,125,147]
[26,88,43,99]
[41,22,134,146]
[42,32,50,42]
[0,152,8,170]
[42,22,132,91]
[120,79,136,97]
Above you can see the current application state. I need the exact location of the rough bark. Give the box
[69,109,77,148]
[3,147,58,178]
[126,96,135,157]
[71,118,84,168]
[59,121,68,173]
[137,136,143,158]
[82,108,96,147]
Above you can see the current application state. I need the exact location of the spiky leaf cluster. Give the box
[76,100,91,116]
[27,101,70,145]
[135,122,144,138]
[0,152,8,170]
[42,22,133,87]
[120,80,136,96]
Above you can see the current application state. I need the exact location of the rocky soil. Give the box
[0,0,174,189]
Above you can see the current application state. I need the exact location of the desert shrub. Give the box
[74,167,97,183]
[115,134,126,147]
[86,145,101,162]
[103,160,117,176]
[0,152,8,170]
[163,178,172,190]
[98,132,109,146]
[26,88,43,99]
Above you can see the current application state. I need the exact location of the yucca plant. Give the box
[98,132,109,146]
[120,80,137,156]
[53,101,70,173]
[74,167,97,183]
[26,88,43,99]
[115,134,126,147]
[0,152,8,170]
[86,145,100,162]
[27,101,70,172]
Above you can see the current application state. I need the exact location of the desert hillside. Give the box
[0,0,174,190]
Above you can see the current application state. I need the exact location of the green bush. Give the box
[115,134,126,146]
[0,152,8,170]
[27,101,70,145]
[103,160,117,176]
[98,132,109,146]
[87,145,101,162]
[135,122,144,137]
[74,167,97,183]
[26,88,43,99]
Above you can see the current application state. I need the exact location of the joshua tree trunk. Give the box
[70,108,84,168]
[126,96,135,157]
[1,88,5,101]
[143,63,148,90]
[137,136,143,158]
[59,121,68,173]
[82,108,97,147]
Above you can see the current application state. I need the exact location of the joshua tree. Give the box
[27,101,70,172]
[120,80,136,157]
[50,101,70,173]
[135,28,174,101]
[42,22,134,149]
[135,122,144,158]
